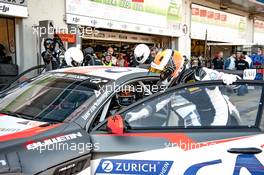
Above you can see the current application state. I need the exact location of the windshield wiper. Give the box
[0,110,34,120]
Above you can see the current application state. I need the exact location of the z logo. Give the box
[101,161,113,173]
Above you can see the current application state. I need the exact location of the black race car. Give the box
[0,66,263,175]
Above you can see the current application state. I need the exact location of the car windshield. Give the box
[0,73,110,123]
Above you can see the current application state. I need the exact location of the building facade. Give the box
[0,0,263,72]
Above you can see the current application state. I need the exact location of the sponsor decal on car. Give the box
[0,115,47,136]
[82,90,112,120]
[26,132,83,150]
[184,155,264,175]
[0,128,21,133]
[95,159,173,175]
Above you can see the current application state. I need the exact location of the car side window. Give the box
[91,78,159,129]
[105,79,160,117]
[122,83,263,129]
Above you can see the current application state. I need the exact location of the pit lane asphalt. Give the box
[226,86,264,129]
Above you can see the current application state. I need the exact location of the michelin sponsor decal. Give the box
[95,159,173,175]
[27,132,83,150]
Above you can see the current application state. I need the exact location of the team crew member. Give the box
[64,47,84,67]
[83,47,103,66]
[131,44,240,126]
[42,38,60,70]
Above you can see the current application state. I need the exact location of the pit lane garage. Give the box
[0,66,263,175]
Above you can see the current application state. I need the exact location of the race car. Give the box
[0,66,263,175]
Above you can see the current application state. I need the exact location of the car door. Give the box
[90,80,264,175]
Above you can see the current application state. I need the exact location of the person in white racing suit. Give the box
[64,47,84,67]
[128,45,241,127]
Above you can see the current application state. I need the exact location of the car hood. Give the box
[0,114,47,137]
[0,115,87,174]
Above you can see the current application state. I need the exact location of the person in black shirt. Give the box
[212,51,224,69]
[235,55,249,95]
[235,55,249,70]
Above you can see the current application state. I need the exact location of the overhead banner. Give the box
[66,0,182,36]
[254,20,264,44]
[82,30,160,43]
[0,0,28,17]
[191,4,247,43]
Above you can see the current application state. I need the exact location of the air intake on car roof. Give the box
[53,159,89,175]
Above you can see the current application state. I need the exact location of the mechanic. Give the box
[129,44,240,127]
[82,47,103,66]
[64,47,84,67]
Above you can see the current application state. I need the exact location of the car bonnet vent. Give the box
[54,159,88,175]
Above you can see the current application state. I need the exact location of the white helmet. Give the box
[65,47,84,67]
[134,44,150,64]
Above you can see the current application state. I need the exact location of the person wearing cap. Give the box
[102,52,113,66]
[107,47,117,66]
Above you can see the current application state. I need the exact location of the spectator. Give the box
[116,53,127,67]
[236,55,249,70]
[107,47,117,66]
[224,53,236,70]
[212,51,224,69]
[102,52,113,66]
[250,48,264,80]
[236,52,241,60]
[242,51,252,68]
[236,54,249,96]
[0,44,12,64]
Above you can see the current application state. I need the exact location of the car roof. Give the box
[52,66,157,80]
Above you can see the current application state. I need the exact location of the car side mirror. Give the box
[107,114,125,134]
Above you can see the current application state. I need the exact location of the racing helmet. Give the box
[134,44,150,64]
[44,38,55,51]
[64,47,84,67]
[83,47,95,57]
[149,49,184,81]
[116,85,136,107]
